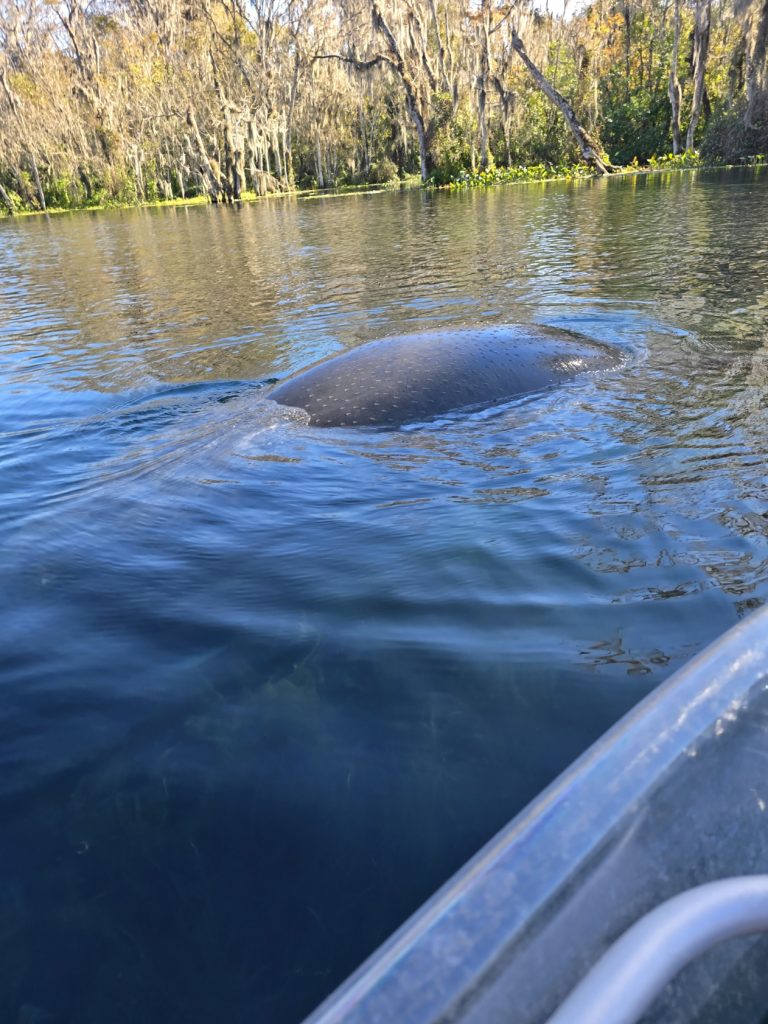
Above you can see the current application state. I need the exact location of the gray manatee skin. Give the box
[269,324,620,428]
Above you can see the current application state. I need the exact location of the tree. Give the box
[668,0,682,152]
[509,19,612,172]
[687,0,711,149]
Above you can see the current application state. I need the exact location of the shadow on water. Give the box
[1,168,768,1023]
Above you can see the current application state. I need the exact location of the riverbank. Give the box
[0,176,422,220]
[438,150,711,188]
[1,154,764,220]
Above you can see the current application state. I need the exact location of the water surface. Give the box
[2,169,768,1023]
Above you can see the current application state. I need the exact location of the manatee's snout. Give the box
[270,324,620,428]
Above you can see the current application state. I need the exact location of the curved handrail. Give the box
[547,876,768,1024]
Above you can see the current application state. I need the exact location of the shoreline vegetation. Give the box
[2,154,765,220]
[2,0,768,221]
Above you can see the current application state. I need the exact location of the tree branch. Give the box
[313,52,395,72]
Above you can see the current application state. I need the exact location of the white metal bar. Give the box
[547,876,768,1024]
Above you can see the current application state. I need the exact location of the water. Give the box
[2,169,768,1024]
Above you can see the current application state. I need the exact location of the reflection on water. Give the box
[1,169,768,1023]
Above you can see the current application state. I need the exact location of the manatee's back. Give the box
[270,325,619,427]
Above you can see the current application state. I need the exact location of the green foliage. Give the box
[367,157,399,184]
[428,94,475,184]
[433,162,593,189]
[700,97,768,164]
[295,171,318,190]
[430,148,752,195]
[601,87,673,164]
[497,89,578,168]
[45,176,81,210]
[646,151,704,169]
[143,177,160,203]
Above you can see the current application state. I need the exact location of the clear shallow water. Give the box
[2,169,768,1023]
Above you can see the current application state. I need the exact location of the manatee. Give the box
[269,324,620,428]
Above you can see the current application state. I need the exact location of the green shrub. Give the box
[432,161,592,189]
[367,157,399,184]
[428,94,475,183]
[44,176,81,209]
[601,86,672,165]
[700,97,768,164]
[646,151,704,169]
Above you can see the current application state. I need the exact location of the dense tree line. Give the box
[0,0,767,211]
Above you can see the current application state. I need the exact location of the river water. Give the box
[2,169,767,1023]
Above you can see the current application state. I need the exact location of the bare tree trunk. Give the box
[426,0,448,90]
[246,121,259,187]
[477,0,492,168]
[315,1,435,180]
[208,52,238,200]
[13,165,34,205]
[686,0,711,150]
[359,100,370,174]
[444,9,455,96]
[272,127,283,181]
[623,0,632,94]
[79,167,93,202]
[234,134,245,197]
[223,119,235,196]
[222,118,241,199]
[745,0,768,127]
[280,126,289,186]
[0,181,14,214]
[29,152,46,210]
[668,0,683,154]
[315,133,324,187]
[510,26,611,174]
[371,1,432,180]
[133,146,145,201]
[406,95,429,180]
[186,106,224,202]
[477,79,489,167]
[0,63,46,209]
[285,51,301,184]
[493,78,515,165]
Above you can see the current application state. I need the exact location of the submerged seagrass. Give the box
[269,325,621,427]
